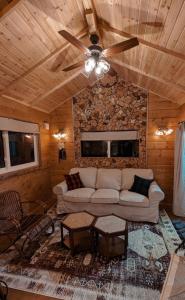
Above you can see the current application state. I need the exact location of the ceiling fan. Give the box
[58,30,139,78]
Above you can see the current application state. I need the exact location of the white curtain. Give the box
[173,123,185,216]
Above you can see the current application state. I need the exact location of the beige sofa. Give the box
[53,168,164,223]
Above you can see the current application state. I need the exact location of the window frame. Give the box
[80,130,139,158]
[0,131,39,175]
[80,140,139,158]
[110,139,139,158]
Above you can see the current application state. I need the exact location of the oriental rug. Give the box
[0,210,182,300]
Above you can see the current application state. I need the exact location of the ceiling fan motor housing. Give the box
[88,45,102,61]
[90,33,99,44]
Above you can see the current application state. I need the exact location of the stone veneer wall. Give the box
[73,74,148,168]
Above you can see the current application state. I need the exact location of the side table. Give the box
[60,211,95,255]
[93,215,128,260]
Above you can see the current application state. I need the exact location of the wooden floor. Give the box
[8,288,60,300]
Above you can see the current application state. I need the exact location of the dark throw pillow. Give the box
[64,172,84,191]
[129,175,153,197]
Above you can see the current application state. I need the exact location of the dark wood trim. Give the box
[0,0,21,19]
[99,19,185,61]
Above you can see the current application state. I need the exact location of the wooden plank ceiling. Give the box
[0,0,185,113]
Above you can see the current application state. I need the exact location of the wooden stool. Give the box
[60,212,95,255]
[93,215,128,261]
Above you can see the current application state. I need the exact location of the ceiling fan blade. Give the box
[102,37,139,57]
[58,30,90,54]
[62,61,84,72]
[141,21,163,27]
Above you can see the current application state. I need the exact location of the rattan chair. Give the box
[0,280,8,300]
[0,190,54,257]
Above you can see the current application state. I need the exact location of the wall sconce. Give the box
[52,129,67,161]
[155,128,174,136]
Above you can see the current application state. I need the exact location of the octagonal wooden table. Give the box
[60,211,95,255]
[93,215,128,260]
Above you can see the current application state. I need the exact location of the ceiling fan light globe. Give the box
[98,60,110,74]
[95,65,103,76]
[103,61,110,73]
[85,57,96,73]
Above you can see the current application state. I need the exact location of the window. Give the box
[0,118,39,175]
[9,132,35,166]
[81,141,108,157]
[80,131,139,158]
[111,140,139,157]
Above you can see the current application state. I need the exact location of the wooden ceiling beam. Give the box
[48,77,97,113]
[111,59,185,104]
[0,27,87,97]
[0,0,21,19]
[85,8,97,34]
[82,0,104,47]
[112,59,185,93]
[100,20,185,61]
[30,69,83,106]
[1,94,49,113]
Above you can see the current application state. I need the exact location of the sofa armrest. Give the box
[148,181,164,202]
[53,181,68,195]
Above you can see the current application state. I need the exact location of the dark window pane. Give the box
[111,140,139,157]
[0,132,5,168]
[81,141,107,157]
[8,132,35,166]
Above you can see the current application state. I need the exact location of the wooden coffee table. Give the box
[93,215,128,260]
[60,211,95,255]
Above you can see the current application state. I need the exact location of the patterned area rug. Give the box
[0,210,182,300]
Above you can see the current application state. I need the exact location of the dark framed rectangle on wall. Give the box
[80,131,139,158]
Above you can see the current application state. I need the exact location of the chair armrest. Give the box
[148,181,165,202]
[0,217,21,235]
[53,180,68,195]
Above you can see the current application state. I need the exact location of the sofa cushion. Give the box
[70,167,97,188]
[91,189,119,204]
[119,190,149,207]
[121,168,154,190]
[96,168,121,190]
[129,175,153,197]
[63,188,95,203]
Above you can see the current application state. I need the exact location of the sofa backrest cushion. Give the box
[96,168,121,190]
[121,168,154,190]
[69,167,97,188]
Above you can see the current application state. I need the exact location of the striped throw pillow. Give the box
[64,172,84,191]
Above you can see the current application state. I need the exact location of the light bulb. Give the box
[155,130,163,136]
[95,60,110,76]
[53,132,66,140]
[100,60,110,72]
[164,128,173,135]
[155,128,173,136]
[102,61,110,72]
[85,57,96,73]
[95,65,102,75]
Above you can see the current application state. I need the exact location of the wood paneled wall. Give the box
[0,97,52,203]
[147,93,179,210]
[50,92,179,210]
[0,84,180,210]
[50,100,75,187]
[178,103,185,122]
